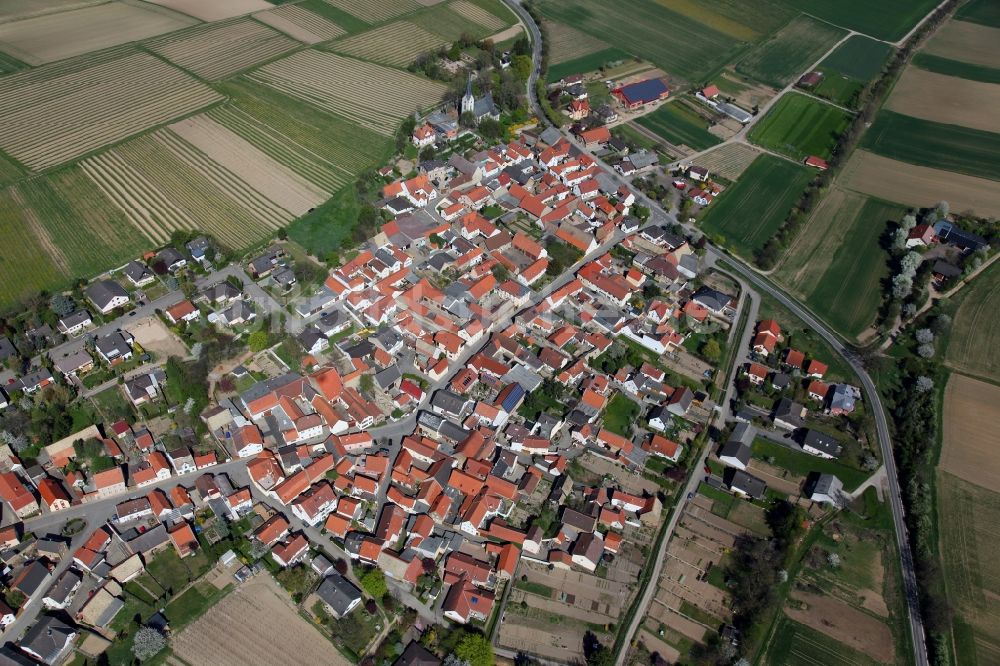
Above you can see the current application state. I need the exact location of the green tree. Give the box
[359,373,375,396]
[701,339,721,363]
[511,55,532,82]
[248,330,270,352]
[455,633,494,666]
[359,567,387,599]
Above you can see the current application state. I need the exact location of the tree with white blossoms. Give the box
[901,251,921,273]
[893,274,914,299]
[902,303,917,319]
[900,213,917,230]
[132,627,167,661]
[917,343,936,359]
[937,200,949,218]
[827,553,841,568]
[915,329,934,344]
[891,227,909,250]
[915,376,934,393]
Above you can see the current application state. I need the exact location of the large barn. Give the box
[612,78,670,109]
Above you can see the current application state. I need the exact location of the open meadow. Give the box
[861,111,1000,182]
[635,102,721,152]
[690,143,761,181]
[774,188,900,340]
[0,50,223,171]
[537,0,746,82]
[246,50,448,135]
[699,154,812,258]
[885,68,1000,134]
[839,151,1000,218]
[945,261,1000,384]
[770,0,940,41]
[748,92,850,161]
[937,470,1000,665]
[0,1,197,64]
[735,15,846,87]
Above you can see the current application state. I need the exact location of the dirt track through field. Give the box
[941,374,1000,491]
[886,68,1000,134]
[171,574,350,666]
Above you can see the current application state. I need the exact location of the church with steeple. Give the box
[459,75,500,124]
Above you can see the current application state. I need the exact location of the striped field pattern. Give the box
[253,5,346,44]
[327,20,446,66]
[319,0,420,24]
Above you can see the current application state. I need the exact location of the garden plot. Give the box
[328,21,446,66]
[144,0,275,21]
[449,0,506,30]
[246,50,448,135]
[691,142,761,181]
[784,591,895,663]
[253,4,346,44]
[145,18,299,80]
[0,1,197,65]
[886,68,1000,134]
[320,0,420,24]
[0,51,222,171]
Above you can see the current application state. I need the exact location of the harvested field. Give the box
[544,20,608,64]
[253,5,346,43]
[0,1,196,65]
[691,143,760,180]
[0,0,105,23]
[320,0,420,24]
[247,50,448,135]
[839,150,1000,217]
[488,24,522,43]
[785,591,894,663]
[924,20,1000,70]
[0,51,222,171]
[774,188,900,340]
[145,0,274,21]
[886,68,1000,134]
[172,574,350,666]
[937,471,1000,664]
[450,0,505,30]
[145,18,299,80]
[735,15,847,87]
[328,21,446,66]
[942,374,1000,491]
[946,261,1000,383]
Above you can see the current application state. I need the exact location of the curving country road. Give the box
[500,1,927,664]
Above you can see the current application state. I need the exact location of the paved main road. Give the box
[500,1,929,664]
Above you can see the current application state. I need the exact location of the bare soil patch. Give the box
[840,151,1000,217]
[692,142,761,181]
[941,373,1000,491]
[886,68,1000,134]
[171,574,350,666]
[489,24,523,43]
[125,316,189,359]
[924,20,1000,69]
[145,0,275,21]
[785,590,895,663]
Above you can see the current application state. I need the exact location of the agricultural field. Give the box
[654,0,795,41]
[945,261,1000,384]
[735,15,847,87]
[0,1,197,65]
[145,0,276,21]
[0,51,222,171]
[691,142,761,181]
[0,0,106,23]
[449,0,507,30]
[839,151,1000,218]
[885,68,1000,134]
[941,374,1000,490]
[246,50,448,136]
[771,0,940,42]
[913,53,1000,85]
[537,0,746,82]
[327,21,446,66]
[635,102,721,152]
[253,4,347,44]
[698,154,812,258]
[818,35,894,81]
[748,92,850,161]
[171,575,351,666]
[0,154,22,187]
[408,0,511,41]
[955,0,1000,27]
[923,19,1000,70]
[861,111,1000,182]
[0,51,24,75]
[774,188,901,340]
[937,471,1000,664]
[547,47,632,84]
[321,0,421,24]
[763,615,885,666]
[145,18,300,80]
[544,20,609,64]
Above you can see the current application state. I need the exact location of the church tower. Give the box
[461,75,474,115]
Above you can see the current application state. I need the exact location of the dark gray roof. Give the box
[85,280,128,309]
[156,247,185,267]
[13,561,50,597]
[19,616,76,665]
[199,281,240,302]
[728,469,766,499]
[297,326,327,351]
[95,331,132,359]
[59,310,91,329]
[431,390,471,418]
[932,260,962,278]
[691,286,732,313]
[719,440,751,467]
[316,572,362,617]
[374,365,402,391]
[123,261,151,283]
[801,429,842,458]
[393,641,441,666]
[44,569,82,605]
[0,337,15,361]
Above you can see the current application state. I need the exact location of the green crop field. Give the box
[819,35,894,81]
[699,154,811,257]
[775,188,901,341]
[811,71,865,107]
[408,0,510,41]
[635,101,721,151]
[862,111,1000,181]
[537,0,746,82]
[955,0,1000,27]
[749,92,850,161]
[0,51,25,75]
[547,47,631,82]
[945,259,1000,383]
[764,615,883,666]
[656,0,795,41]
[913,53,1000,84]
[736,15,846,87]
[772,0,941,41]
